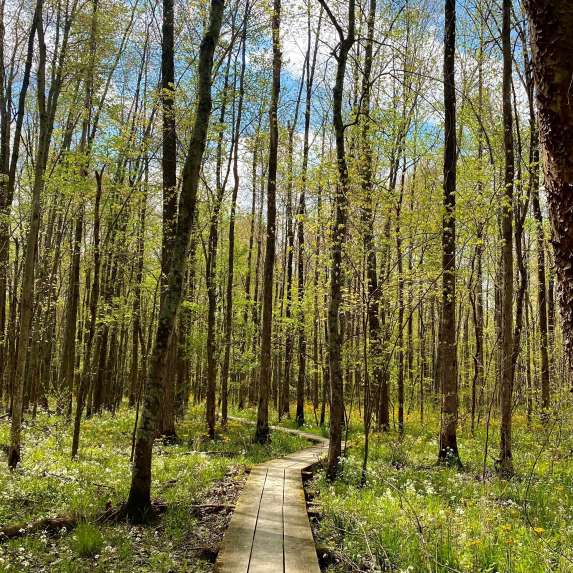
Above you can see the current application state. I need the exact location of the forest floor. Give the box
[2,404,573,572]
[302,408,573,573]
[0,406,308,572]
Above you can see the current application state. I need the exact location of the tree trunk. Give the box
[9,0,50,468]
[126,0,224,522]
[318,0,355,479]
[220,3,248,425]
[396,161,406,434]
[0,0,38,398]
[295,3,320,427]
[437,0,461,467]
[71,168,103,458]
[157,0,178,439]
[524,0,573,371]
[499,0,515,477]
[358,0,377,482]
[254,0,281,444]
[205,50,232,439]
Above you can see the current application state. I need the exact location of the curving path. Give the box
[214,419,329,573]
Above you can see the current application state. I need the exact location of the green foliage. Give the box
[310,411,573,573]
[0,406,307,571]
[73,523,104,558]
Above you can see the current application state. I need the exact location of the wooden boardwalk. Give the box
[215,422,328,573]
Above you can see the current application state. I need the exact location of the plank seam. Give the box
[246,467,268,572]
[282,468,286,573]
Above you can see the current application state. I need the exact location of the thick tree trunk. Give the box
[9,0,51,468]
[437,0,461,467]
[126,0,224,522]
[157,0,178,439]
[525,0,573,371]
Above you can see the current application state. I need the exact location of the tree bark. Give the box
[0,0,38,397]
[524,0,573,371]
[205,49,232,439]
[9,0,55,468]
[126,0,224,522]
[437,0,461,467]
[499,0,515,477]
[220,2,249,426]
[254,0,281,444]
[359,0,377,482]
[157,0,178,439]
[318,0,355,479]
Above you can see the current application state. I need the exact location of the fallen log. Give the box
[0,516,78,541]
[0,500,167,540]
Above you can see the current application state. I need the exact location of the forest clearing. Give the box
[1,0,573,571]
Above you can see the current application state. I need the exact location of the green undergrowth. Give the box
[311,410,573,572]
[0,405,308,572]
[228,403,352,441]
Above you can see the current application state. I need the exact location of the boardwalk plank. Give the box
[214,421,328,573]
[214,466,268,573]
[248,467,285,573]
[283,469,321,573]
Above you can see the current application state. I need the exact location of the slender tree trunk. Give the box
[9,0,49,468]
[499,0,514,477]
[396,161,406,434]
[0,0,38,398]
[254,0,281,444]
[239,122,260,409]
[318,0,355,479]
[281,72,305,419]
[471,20,485,434]
[282,123,295,419]
[205,51,232,439]
[295,3,321,427]
[130,178,147,407]
[359,0,377,483]
[71,168,103,459]
[60,0,99,418]
[220,3,248,425]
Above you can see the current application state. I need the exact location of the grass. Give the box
[3,400,570,572]
[305,407,573,572]
[73,524,104,558]
[0,405,308,572]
